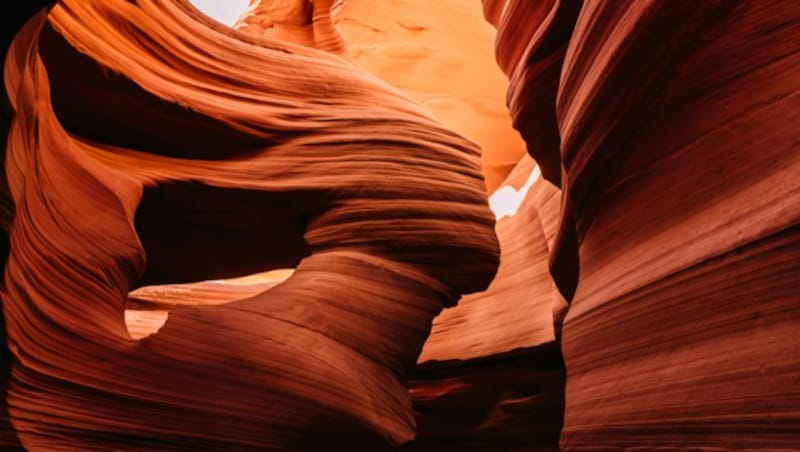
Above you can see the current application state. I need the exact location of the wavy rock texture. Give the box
[0,3,55,449]
[337,0,528,192]
[117,117,566,451]
[235,0,347,54]
[408,155,566,451]
[236,0,527,192]
[3,0,800,450]
[117,135,569,450]
[485,0,581,189]
[0,0,499,450]
[420,156,563,364]
[483,0,582,299]
[125,270,294,339]
[490,0,800,449]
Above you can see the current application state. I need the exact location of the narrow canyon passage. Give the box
[0,0,798,450]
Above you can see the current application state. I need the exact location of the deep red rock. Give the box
[489,0,800,449]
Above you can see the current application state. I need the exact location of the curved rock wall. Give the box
[2,0,799,450]
[0,0,498,449]
[409,155,567,451]
[335,0,528,192]
[236,0,528,193]
[235,0,347,54]
[489,0,800,449]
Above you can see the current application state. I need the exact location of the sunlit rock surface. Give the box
[125,270,294,339]
[235,0,347,54]
[420,156,563,364]
[1,0,799,450]
[235,0,527,192]
[408,155,566,451]
[0,0,498,449]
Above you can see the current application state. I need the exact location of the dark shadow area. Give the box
[0,5,57,449]
[407,342,566,451]
[135,181,318,287]
[38,22,273,160]
[0,234,23,450]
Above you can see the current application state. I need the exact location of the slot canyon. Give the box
[0,0,798,450]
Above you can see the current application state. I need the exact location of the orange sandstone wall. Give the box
[1,0,799,450]
[236,0,528,193]
[408,155,566,451]
[0,1,498,449]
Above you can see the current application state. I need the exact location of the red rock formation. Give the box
[490,0,800,449]
[485,0,581,189]
[117,148,570,451]
[0,3,54,449]
[235,0,346,54]
[237,0,528,193]
[3,0,799,450]
[125,275,287,339]
[0,0,498,449]
[408,155,567,451]
[420,156,563,364]
[334,0,528,192]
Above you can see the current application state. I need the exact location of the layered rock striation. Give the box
[1,0,799,450]
[0,0,498,449]
[235,0,528,193]
[408,155,567,451]
[235,0,347,54]
[489,0,800,449]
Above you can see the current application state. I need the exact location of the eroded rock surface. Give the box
[235,0,346,54]
[236,0,527,192]
[0,1,498,449]
[1,0,799,450]
[489,0,800,449]
[409,155,567,451]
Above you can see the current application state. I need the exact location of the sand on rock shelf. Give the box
[1,0,799,450]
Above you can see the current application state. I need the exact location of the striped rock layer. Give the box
[486,0,800,449]
[0,0,498,449]
[1,0,799,450]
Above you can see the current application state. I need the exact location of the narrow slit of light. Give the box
[189,0,251,26]
[489,164,541,220]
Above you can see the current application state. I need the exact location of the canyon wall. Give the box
[487,0,800,449]
[0,1,499,449]
[1,0,799,450]
[408,155,566,451]
[235,0,528,192]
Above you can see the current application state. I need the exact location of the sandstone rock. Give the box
[490,0,800,448]
[410,154,567,451]
[237,0,527,192]
[0,1,498,449]
[235,0,347,54]
[2,0,799,450]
